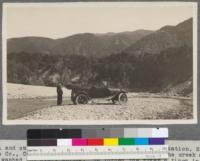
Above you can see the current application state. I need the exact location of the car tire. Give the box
[118,92,128,104]
[75,93,88,105]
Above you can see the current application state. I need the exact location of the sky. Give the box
[4,2,196,39]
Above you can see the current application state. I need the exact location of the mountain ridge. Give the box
[123,18,192,57]
[7,30,153,57]
[7,18,193,95]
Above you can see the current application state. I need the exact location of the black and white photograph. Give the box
[2,2,197,124]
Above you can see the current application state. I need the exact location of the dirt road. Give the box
[16,95,193,120]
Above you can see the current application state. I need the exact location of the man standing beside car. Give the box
[57,83,63,105]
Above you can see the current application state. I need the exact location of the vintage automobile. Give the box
[65,82,128,105]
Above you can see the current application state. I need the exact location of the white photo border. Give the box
[2,2,198,125]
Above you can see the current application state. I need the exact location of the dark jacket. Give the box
[57,84,63,95]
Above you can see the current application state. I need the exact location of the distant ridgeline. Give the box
[7,18,193,96]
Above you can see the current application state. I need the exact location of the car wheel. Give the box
[75,93,88,105]
[118,93,128,104]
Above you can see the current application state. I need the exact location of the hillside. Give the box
[7,18,193,95]
[7,30,152,58]
[124,18,192,57]
[98,45,192,93]
[7,37,56,55]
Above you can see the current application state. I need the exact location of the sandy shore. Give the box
[18,96,193,120]
[7,83,193,121]
[7,83,70,99]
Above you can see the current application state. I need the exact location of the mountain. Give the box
[7,18,193,96]
[123,18,192,56]
[7,30,153,57]
[7,45,192,95]
[97,45,192,92]
[7,37,56,55]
